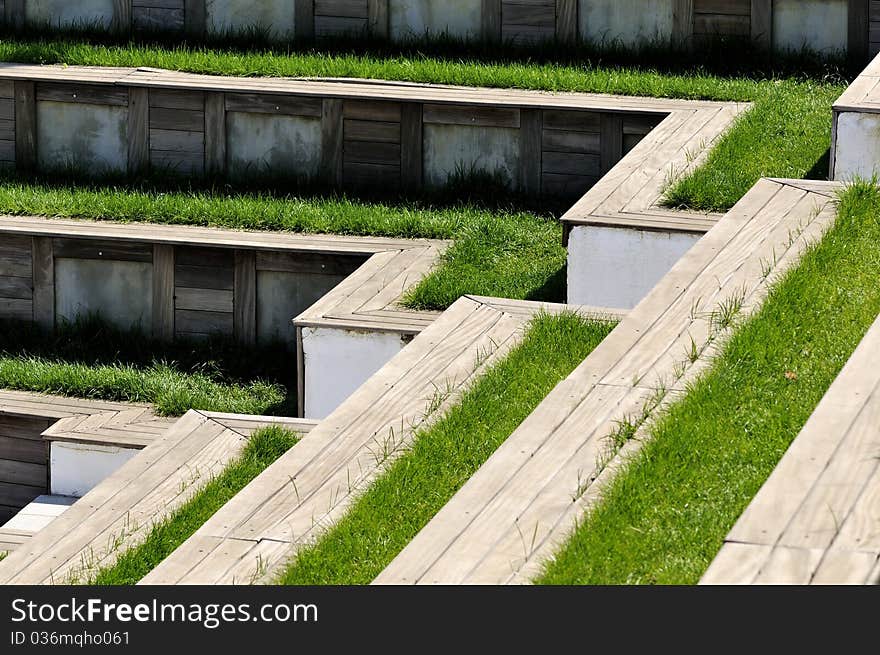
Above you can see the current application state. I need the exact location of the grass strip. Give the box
[93,425,299,585]
[0,318,288,416]
[279,311,614,585]
[0,37,846,212]
[0,173,565,310]
[538,181,880,585]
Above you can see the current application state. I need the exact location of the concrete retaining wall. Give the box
[567,224,701,309]
[6,1,872,60]
[49,441,138,498]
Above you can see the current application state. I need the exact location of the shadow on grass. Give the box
[0,316,296,416]
[805,148,831,181]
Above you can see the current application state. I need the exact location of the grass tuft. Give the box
[539,180,880,585]
[279,311,614,585]
[93,425,299,585]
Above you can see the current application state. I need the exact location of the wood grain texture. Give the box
[152,244,175,340]
[400,103,423,192]
[234,250,256,346]
[555,0,577,43]
[128,87,149,175]
[13,81,35,171]
[321,98,344,187]
[31,237,54,330]
[520,109,542,196]
[750,0,771,49]
[225,93,322,117]
[599,113,623,174]
[184,0,205,37]
[295,0,316,39]
[368,0,388,38]
[35,83,129,107]
[482,0,502,42]
[850,0,870,61]
[205,92,226,177]
[672,0,694,43]
[112,0,132,34]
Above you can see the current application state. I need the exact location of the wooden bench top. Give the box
[560,103,746,235]
[0,410,318,584]
[701,313,880,585]
[833,51,880,114]
[140,296,623,585]
[0,64,736,114]
[374,178,844,585]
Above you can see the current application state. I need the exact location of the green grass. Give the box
[0,37,848,213]
[279,311,614,585]
[93,425,299,585]
[0,317,289,416]
[538,181,880,585]
[0,172,565,310]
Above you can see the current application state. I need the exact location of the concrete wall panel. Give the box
[26,0,115,29]
[301,326,406,419]
[579,0,674,48]
[389,0,482,40]
[833,111,880,180]
[567,224,700,309]
[50,442,139,498]
[773,0,848,55]
[424,124,520,189]
[55,259,153,330]
[226,111,322,179]
[36,101,128,173]
[206,0,296,38]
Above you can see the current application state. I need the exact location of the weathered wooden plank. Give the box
[149,107,204,132]
[321,98,344,186]
[111,0,132,33]
[234,250,256,346]
[184,0,205,37]
[343,161,401,189]
[255,250,365,275]
[149,89,204,111]
[542,109,601,132]
[542,129,600,154]
[599,113,623,174]
[423,104,520,129]
[400,103,423,192]
[128,87,149,175]
[13,81,35,171]
[53,239,152,263]
[482,0,502,42]
[0,276,31,300]
[0,435,45,464]
[503,1,555,27]
[367,0,388,38]
[344,140,401,165]
[315,0,368,18]
[175,287,233,313]
[225,93,323,117]
[31,237,53,330]
[520,109,542,196]
[344,119,400,143]
[850,0,870,61]
[0,458,47,488]
[672,0,694,43]
[175,265,234,291]
[35,83,129,107]
[0,481,46,510]
[343,100,401,123]
[152,244,175,340]
[205,92,226,177]
[555,0,577,43]
[175,309,233,334]
[295,0,316,39]
[149,128,204,154]
[694,13,750,36]
[749,0,771,49]
[543,151,600,176]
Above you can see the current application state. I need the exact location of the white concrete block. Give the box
[257,271,347,344]
[206,0,296,38]
[423,124,520,190]
[579,0,674,48]
[25,0,115,29]
[55,258,153,330]
[50,442,139,498]
[301,326,407,419]
[833,112,880,181]
[567,224,701,309]
[226,112,322,179]
[773,0,848,55]
[36,101,128,174]
[389,0,482,40]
